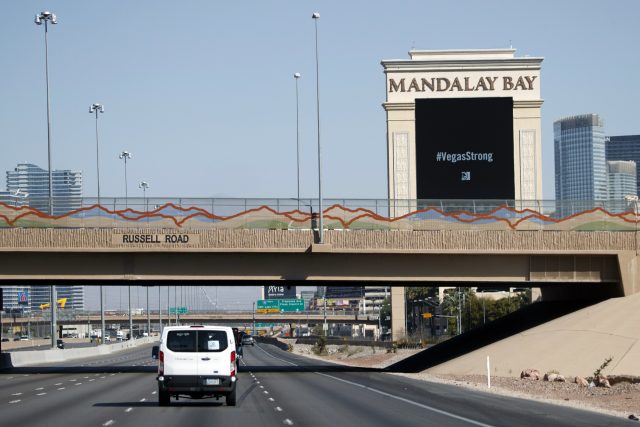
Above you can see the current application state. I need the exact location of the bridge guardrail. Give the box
[0,198,637,232]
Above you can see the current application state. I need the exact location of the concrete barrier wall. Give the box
[2,337,157,368]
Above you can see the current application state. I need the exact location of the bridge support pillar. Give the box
[618,252,640,296]
[391,286,406,342]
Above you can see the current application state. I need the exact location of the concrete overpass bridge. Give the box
[2,312,377,329]
[1,199,639,338]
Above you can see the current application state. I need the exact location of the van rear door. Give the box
[164,330,198,378]
[197,329,231,378]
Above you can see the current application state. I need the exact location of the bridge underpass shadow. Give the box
[0,365,157,374]
[386,299,598,373]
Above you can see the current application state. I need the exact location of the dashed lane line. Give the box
[283,419,294,425]
[103,420,114,426]
[9,400,21,404]
[36,393,47,396]
[125,408,133,413]
[275,406,283,412]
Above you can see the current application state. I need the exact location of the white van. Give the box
[157,325,238,406]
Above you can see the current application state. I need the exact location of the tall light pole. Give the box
[89,103,105,205]
[128,285,133,340]
[158,286,162,334]
[139,181,149,212]
[100,286,105,346]
[312,12,324,244]
[34,11,58,217]
[118,151,132,208]
[294,72,302,211]
[35,11,58,349]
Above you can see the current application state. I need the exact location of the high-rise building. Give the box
[554,114,607,201]
[0,285,31,312]
[606,135,640,197]
[607,161,637,201]
[6,163,82,215]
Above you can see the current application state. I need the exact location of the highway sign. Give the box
[256,299,304,313]
[169,307,188,315]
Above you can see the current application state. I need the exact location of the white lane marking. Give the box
[75,383,82,386]
[11,393,22,396]
[69,379,77,382]
[151,391,157,395]
[100,376,106,379]
[8,377,14,379]
[275,406,283,412]
[9,400,21,404]
[103,420,114,426]
[125,407,133,413]
[84,376,89,379]
[89,379,96,382]
[140,398,146,402]
[35,387,44,391]
[256,344,496,427]
[54,383,63,386]
[269,398,275,402]
[283,419,294,425]
[264,391,269,394]
[36,393,47,396]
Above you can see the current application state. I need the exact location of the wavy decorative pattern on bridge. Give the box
[0,201,637,231]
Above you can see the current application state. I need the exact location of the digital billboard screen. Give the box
[415,97,514,199]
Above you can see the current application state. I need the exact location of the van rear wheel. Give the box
[226,386,237,406]
[159,389,170,406]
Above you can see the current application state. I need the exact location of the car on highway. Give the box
[151,345,159,359]
[241,335,255,346]
[1,338,9,342]
[57,339,64,349]
[19,336,29,341]
[157,325,237,407]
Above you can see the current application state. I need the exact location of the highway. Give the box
[0,342,632,426]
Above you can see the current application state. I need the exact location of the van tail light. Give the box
[230,351,236,377]
[159,350,164,375]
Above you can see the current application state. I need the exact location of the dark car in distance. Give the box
[241,335,255,346]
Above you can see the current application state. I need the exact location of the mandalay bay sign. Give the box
[388,75,538,93]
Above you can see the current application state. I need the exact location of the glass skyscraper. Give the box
[607,161,637,202]
[554,114,607,201]
[5,163,82,215]
[606,135,640,197]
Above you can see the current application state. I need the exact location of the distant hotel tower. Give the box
[606,135,640,197]
[554,114,607,200]
[5,163,82,215]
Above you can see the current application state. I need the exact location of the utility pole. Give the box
[252,301,255,336]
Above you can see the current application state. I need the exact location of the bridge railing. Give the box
[0,198,637,232]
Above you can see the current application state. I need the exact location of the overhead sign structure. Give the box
[256,299,304,313]
[168,307,188,315]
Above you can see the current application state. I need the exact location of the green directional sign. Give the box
[278,299,305,312]
[256,299,304,313]
[169,307,188,315]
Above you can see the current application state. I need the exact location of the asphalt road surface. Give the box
[0,342,634,426]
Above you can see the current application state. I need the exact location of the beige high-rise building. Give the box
[381,49,543,208]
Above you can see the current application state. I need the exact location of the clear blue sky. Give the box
[3,1,640,202]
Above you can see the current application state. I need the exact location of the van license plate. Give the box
[204,379,220,385]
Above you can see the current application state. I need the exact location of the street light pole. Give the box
[34,11,58,217]
[158,286,162,334]
[139,181,149,212]
[294,72,301,212]
[146,286,150,338]
[312,12,324,244]
[128,285,132,340]
[100,286,105,345]
[118,151,132,208]
[89,103,104,205]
